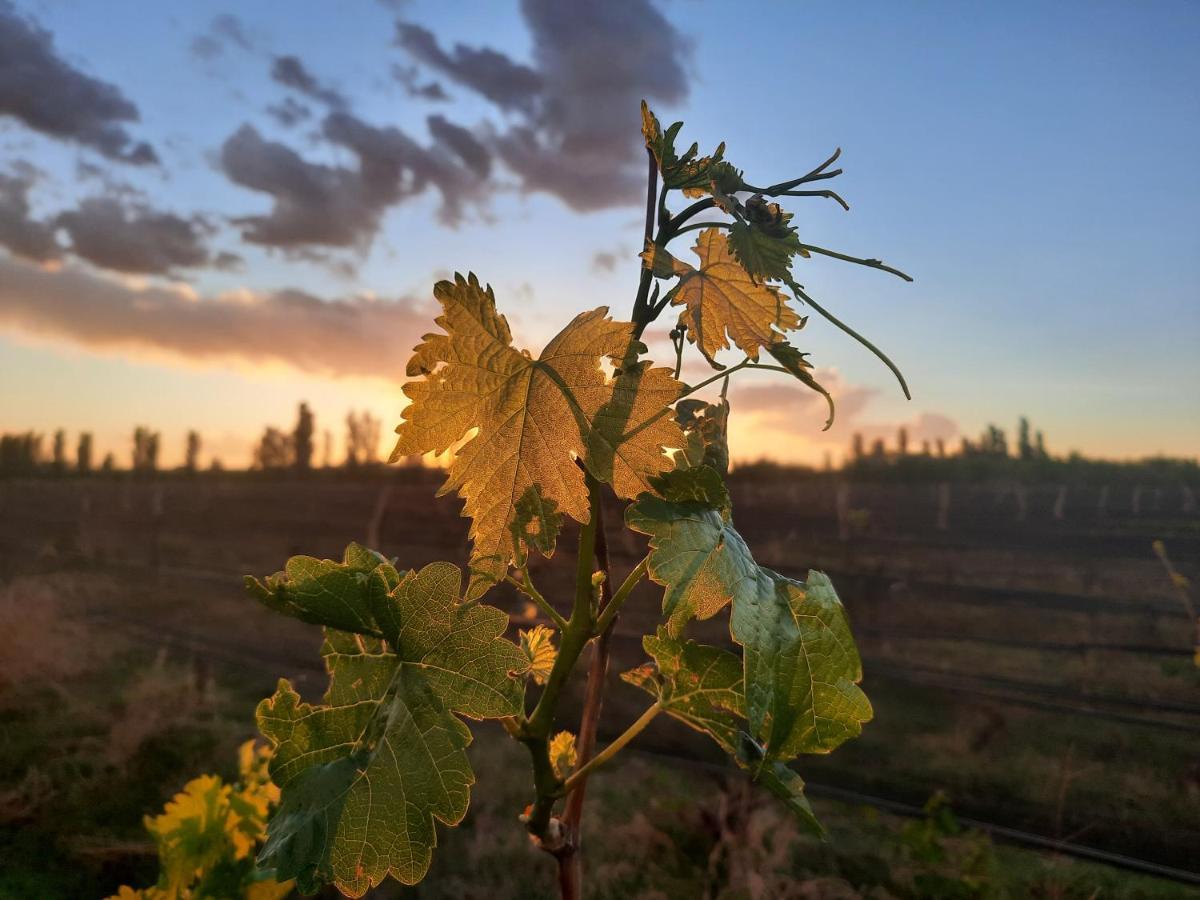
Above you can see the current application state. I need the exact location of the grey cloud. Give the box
[191,13,253,60]
[0,254,429,381]
[0,163,61,263]
[391,64,449,102]
[271,55,347,110]
[0,1,157,164]
[265,96,312,128]
[395,0,690,211]
[56,196,216,275]
[220,112,483,250]
[591,250,618,273]
[394,22,542,113]
[427,115,490,178]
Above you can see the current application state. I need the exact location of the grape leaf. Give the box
[389,273,682,598]
[645,228,803,365]
[623,628,822,836]
[641,101,726,196]
[627,474,871,761]
[765,341,835,431]
[675,397,730,474]
[731,570,872,759]
[727,215,805,284]
[510,485,562,567]
[255,562,526,895]
[625,466,762,634]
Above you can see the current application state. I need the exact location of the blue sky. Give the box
[1,0,1197,466]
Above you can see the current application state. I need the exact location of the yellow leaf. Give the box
[519,625,557,685]
[391,273,683,597]
[549,731,577,779]
[670,227,803,364]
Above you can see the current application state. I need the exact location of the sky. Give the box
[0,0,1197,469]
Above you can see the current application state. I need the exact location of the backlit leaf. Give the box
[668,228,803,365]
[549,731,577,779]
[625,467,759,633]
[727,201,807,283]
[641,101,726,195]
[519,624,557,685]
[674,398,730,474]
[389,273,683,597]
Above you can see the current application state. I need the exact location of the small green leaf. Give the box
[727,201,807,283]
[675,398,730,475]
[650,464,730,513]
[765,341,835,431]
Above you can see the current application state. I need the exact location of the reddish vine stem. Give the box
[556,495,615,897]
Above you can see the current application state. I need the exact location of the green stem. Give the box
[507,571,568,631]
[560,702,663,794]
[594,555,649,637]
[522,474,603,838]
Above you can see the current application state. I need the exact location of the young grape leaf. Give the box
[765,341,835,431]
[549,731,577,779]
[675,397,730,474]
[641,101,726,197]
[255,562,526,895]
[651,464,730,511]
[645,228,803,366]
[626,466,764,634]
[727,203,808,283]
[730,570,872,759]
[623,628,822,836]
[389,273,683,598]
[519,624,557,685]
[510,485,562,567]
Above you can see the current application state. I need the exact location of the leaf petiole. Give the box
[594,555,650,637]
[560,701,663,795]
[506,571,568,631]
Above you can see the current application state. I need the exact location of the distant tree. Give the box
[133,427,160,473]
[52,429,67,473]
[210,457,224,472]
[981,424,1007,458]
[345,410,381,466]
[77,432,93,473]
[322,429,333,468]
[851,433,864,460]
[897,426,909,456]
[293,403,315,471]
[254,427,294,470]
[959,437,973,457]
[101,452,116,472]
[1035,430,1047,460]
[870,437,886,459]
[185,430,202,472]
[936,437,946,458]
[1017,416,1033,461]
[921,440,931,456]
[0,432,41,474]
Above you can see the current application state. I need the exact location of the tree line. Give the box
[0,403,419,476]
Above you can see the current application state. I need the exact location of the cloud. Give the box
[0,163,61,263]
[394,22,542,113]
[0,1,157,164]
[728,372,959,458]
[591,250,618,273]
[394,0,690,210]
[265,96,311,128]
[190,13,253,60]
[55,196,220,275]
[426,114,490,178]
[270,55,347,110]
[0,254,429,381]
[220,111,485,250]
[391,64,449,102]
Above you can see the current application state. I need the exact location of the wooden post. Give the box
[1053,484,1067,521]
